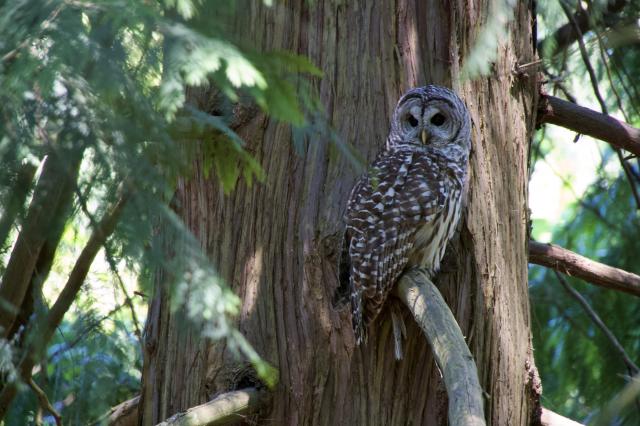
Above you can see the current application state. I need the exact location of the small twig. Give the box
[543,69,576,103]
[103,249,142,339]
[553,270,639,375]
[47,304,126,363]
[605,47,640,119]
[1,5,64,63]
[558,1,606,112]
[43,192,130,347]
[594,29,631,122]
[75,188,142,340]
[529,241,640,297]
[395,269,485,426]
[28,377,62,426]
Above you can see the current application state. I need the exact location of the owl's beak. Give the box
[421,129,429,144]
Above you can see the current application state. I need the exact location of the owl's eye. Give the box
[430,113,446,126]
[406,115,419,127]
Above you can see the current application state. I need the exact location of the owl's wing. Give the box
[344,149,448,343]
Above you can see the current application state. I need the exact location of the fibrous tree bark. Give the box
[140,1,540,425]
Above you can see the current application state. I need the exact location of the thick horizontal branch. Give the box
[538,95,640,158]
[529,241,640,297]
[156,388,266,426]
[395,269,485,426]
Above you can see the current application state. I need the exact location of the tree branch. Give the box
[48,303,126,363]
[540,407,585,426]
[0,193,129,419]
[0,150,83,337]
[156,388,267,426]
[529,241,640,297]
[394,269,486,426]
[41,193,129,350]
[75,188,142,340]
[106,395,140,426]
[27,377,62,426]
[537,95,640,159]
[537,0,626,57]
[553,271,640,375]
[559,0,640,209]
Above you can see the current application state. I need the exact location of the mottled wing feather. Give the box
[344,149,448,343]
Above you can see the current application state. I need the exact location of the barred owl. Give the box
[336,85,472,345]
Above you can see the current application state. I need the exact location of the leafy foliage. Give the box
[531,170,640,423]
[0,0,322,422]
[532,1,640,423]
[9,303,141,424]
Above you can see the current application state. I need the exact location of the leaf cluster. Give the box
[0,0,321,421]
[532,1,640,423]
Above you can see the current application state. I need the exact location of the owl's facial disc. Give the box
[388,86,471,159]
[398,98,456,147]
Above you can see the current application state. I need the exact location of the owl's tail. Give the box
[345,286,366,345]
[352,301,367,345]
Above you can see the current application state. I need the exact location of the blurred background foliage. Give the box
[531,0,640,424]
[1,0,640,424]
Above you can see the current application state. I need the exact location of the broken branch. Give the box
[395,269,485,426]
[529,241,640,297]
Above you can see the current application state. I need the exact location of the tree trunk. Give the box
[140,1,539,425]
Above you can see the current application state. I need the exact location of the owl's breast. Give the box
[408,187,462,276]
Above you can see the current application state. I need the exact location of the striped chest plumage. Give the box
[409,183,462,276]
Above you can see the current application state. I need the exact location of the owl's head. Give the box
[387,85,471,162]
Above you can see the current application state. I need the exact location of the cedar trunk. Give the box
[140,1,539,425]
